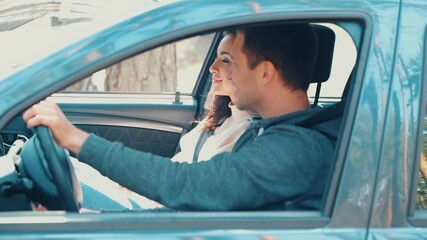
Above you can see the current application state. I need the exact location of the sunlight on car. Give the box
[0,0,177,80]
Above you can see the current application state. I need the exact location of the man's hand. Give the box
[22,100,89,155]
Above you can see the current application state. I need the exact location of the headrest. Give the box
[312,25,336,83]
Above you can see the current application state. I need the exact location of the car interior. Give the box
[0,20,361,214]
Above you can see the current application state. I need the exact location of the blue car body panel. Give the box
[0,0,426,239]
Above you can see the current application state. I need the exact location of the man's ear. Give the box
[260,61,276,86]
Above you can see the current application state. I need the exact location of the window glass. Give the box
[62,33,214,94]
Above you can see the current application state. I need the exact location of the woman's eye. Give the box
[221,58,230,64]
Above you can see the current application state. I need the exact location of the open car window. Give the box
[2,20,360,213]
[61,33,214,94]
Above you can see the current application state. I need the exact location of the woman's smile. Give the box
[212,76,223,84]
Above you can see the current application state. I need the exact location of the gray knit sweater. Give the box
[78,107,339,211]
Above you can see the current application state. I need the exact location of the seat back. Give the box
[312,25,336,83]
[311,25,336,106]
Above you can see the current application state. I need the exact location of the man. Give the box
[23,23,337,211]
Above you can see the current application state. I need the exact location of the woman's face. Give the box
[209,34,237,102]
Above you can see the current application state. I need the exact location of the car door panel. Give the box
[59,95,197,158]
[1,94,197,158]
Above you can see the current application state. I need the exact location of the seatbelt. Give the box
[192,130,213,162]
[297,100,345,128]
[0,135,5,156]
[298,71,351,129]
[295,100,346,143]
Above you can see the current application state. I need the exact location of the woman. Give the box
[172,31,252,163]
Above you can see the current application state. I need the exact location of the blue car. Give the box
[0,0,426,239]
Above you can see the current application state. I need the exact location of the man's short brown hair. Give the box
[237,23,318,91]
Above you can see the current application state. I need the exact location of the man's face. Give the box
[227,32,262,111]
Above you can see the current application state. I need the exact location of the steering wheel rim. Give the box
[23,126,82,212]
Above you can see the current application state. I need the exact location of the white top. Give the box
[172,105,251,163]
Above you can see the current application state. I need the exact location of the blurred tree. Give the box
[104,44,177,92]
[65,43,177,92]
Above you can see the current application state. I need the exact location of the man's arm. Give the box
[78,125,333,211]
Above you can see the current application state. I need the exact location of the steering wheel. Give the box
[21,126,82,212]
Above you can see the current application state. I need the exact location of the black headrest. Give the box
[312,25,336,83]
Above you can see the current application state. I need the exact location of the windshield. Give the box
[0,0,176,80]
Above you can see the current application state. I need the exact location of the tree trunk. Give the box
[65,44,177,92]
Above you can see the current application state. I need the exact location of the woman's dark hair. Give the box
[201,30,237,131]
[202,95,232,131]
